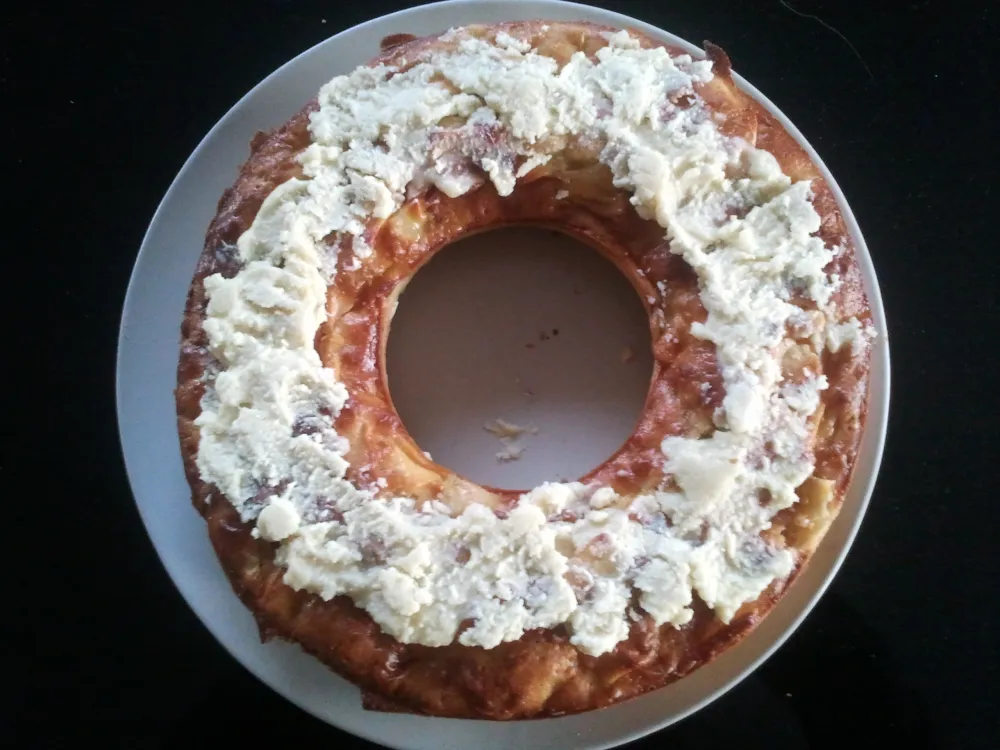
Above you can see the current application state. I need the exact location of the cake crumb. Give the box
[483,418,536,438]
[496,444,525,462]
[484,418,538,463]
[621,346,635,363]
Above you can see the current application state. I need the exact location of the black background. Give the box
[5,0,999,747]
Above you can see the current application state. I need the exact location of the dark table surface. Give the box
[6,0,998,746]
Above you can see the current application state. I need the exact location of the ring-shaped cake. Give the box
[176,21,874,719]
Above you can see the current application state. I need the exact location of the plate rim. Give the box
[116,1,891,747]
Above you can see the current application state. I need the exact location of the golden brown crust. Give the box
[175,21,871,719]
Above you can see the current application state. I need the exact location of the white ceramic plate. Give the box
[116,1,891,748]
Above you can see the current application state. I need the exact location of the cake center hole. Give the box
[386,226,653,491]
